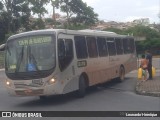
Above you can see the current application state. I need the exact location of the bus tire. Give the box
[77,75,86,98]
[117,66,125,82]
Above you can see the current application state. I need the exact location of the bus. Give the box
[0,29,137,99]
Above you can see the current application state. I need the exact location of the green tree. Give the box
[0,0,31,33]
[20,1,31,31]
[50,0,59,21]
[59,0,98,26]
[29,0,49,19]
[0,0,32,43]
[126,25,160,40]
[0,2,3,10]
[104,28,124,34]
[31,18,45,30]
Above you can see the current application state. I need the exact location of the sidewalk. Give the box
[136,76,160,97]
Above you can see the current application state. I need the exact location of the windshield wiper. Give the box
[15,46,24,73]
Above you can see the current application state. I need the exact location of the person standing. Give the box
[140,54,148,81]
[145,50,152,80]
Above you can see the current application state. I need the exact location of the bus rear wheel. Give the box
[77,75,87,98]
[117,66,125,82]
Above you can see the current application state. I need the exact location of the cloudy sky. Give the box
[82,0,159,23]
[46,0,159,23]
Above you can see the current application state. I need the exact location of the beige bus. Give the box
[0,29,137,99]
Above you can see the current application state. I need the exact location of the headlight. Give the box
[6,80,12,87]
[6,81,10,85]
[48,78,56,85]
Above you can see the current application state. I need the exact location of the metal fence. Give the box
[0,51,4,69]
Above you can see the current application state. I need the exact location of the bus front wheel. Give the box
[77,76,87,98]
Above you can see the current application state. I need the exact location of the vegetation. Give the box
[0,1,160,55]
[59,0,98,26]
[104,25,160,55]
[0,0,98,44]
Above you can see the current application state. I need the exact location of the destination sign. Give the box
[18,36,51,46]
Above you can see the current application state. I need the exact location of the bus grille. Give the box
[15,89,44,96]
[14,84,43,88]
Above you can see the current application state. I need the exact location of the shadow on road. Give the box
[16,77,131,107]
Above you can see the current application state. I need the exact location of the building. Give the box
[133,18,150,26]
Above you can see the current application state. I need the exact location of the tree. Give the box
[0,0,31,33]
[0,17,6,43]
[125,25,160,40]
[29,0,49,19]
[31,18,45,30]
[0,0,32,43]
[59,0,98,26]
[0,2,3,10]
[20,1,31,31]
[50,0,59,21]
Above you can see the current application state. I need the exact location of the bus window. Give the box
[115,38,123,55]
[58,39,73,71]
[74,36,88,59]
[97,37,108,57]
[123,38,134,54]
[107,38,116,56]
[86,37,98,58]
[129,38,135,53]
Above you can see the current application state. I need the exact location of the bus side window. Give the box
[129,38,135,53]
[123,38,132,54]
[107,38,116,56]
[115,38,123,55]
[58,39,73,71]
[74,36,88,59]
[97,37,108,57]
[86,37,98,58]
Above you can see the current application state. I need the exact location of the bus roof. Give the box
[7,29,131,41]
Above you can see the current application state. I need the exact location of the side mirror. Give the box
[0,44,5,51]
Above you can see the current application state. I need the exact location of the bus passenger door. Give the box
[57,34,78,93]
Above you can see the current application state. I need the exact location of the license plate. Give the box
[32,79,43,85]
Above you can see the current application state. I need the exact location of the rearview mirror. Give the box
[0,44,5,51]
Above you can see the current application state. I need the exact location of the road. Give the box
[0,70,160,120]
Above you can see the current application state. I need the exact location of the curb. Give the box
[135,80,160,97]
[135,90,160,97]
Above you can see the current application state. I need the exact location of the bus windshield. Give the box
[5,35,56,75]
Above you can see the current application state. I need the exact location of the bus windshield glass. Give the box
[6,35,56,74]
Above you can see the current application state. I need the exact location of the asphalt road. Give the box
[0,70,160,120]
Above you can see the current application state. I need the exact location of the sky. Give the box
[82,0,159,23]
[46,0,160,24]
